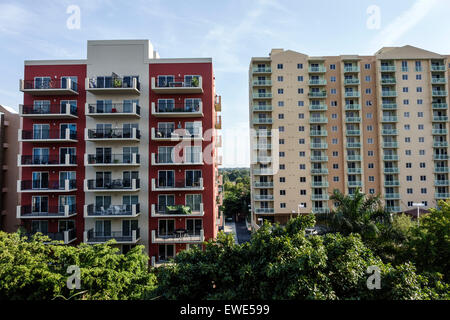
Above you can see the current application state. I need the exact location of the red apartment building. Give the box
[17,40,223,265]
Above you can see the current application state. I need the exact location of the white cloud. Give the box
[0,3,35,34]
[369,0,443,52]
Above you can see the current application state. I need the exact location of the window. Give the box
[299,151,305,157]
[297,63,303,69]
[368,138,373,144]
[405,137,411,143]
[421,188,427,194]
[185,170,202,187]
[369,189,375,194]
[298,113,304,119]
[298,101,304,106]
[404,124,410,130]
[367,125,373,131]
[332,151,338,157]
[333,164,339,169]
[330,64,336,70]
[280,177,285,182]
[368,151,374,156]
[403,87,409,93]
[419,150,425,155]
[364,63,371,69]
[369,176,375,182]
[277,64,283,69]
[332,126,338,132]
[299,139,305,144]
[366,88,372,94]
[298,126,304,131]
[416,74,422,80]
[368,163,374,169]
[280,190,286,195]
[279,139,285,144]
[403,99,409,105]
[300,190,306,195]
[366,113,372,119]
[186,194,202,212]
[331,113,337,119]
[417,87,422,92]
[330,89,337,94]
[279,152,285,157]
[298,88,304,94]
[418,124,424,130]
[299,164,306,170]
[419,137,424,142]
[417,99,423,105]
[279,126,284,132]
[331,101,337,107]
[407,176,412,181]
[184,146,202,163]
[278,76,283,82]
[418,112,423,118]
[406,163,412,168]
[278,88,284,94]
[365,76,371,82]
[280,203,286,208]
[332,138,338,144]
[279,164,285,170]
[404,112,410,117]
[419,163,426,168]
[300,177,306,182]
[297,76,303,82]
[402,74,408,80]
[278,101,284,107]
[186,218,203,236]
[407,188,413,194]
[366,100,372,106]
[330,76,336,82]
[333,176,339,182]
[278,114,284,119]
[405,150,411,155]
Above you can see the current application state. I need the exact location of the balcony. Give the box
[386,206,401,213]
[381,91,397,97]
[17,205,77,219]
[252,67,272,74]
[308,66,326,73]
[85,128,140,141]
[214,95,222,112]
[311,168,329,175]
[344,79,360,85]
[312,181,329,187]
[151,204,204,218]
[433,141,449,148]
[432,91,448,97]
[384,167,399,174]
[18,154,77,168]
[343,66,360,73]
[312,208,330,214]
[345,117,361,123]
[19,129,77,143]
[255,130,272,137]
[311,194,329,201]
[254,195,274,201]
[25,229,77,244]
[87,76,140,95]
[151,178,203,191]
[84,228,140,244]
[151,102,203,117]
[309,117,328,124]
[253,144,272,150]
[253,182,274,188]
[435,193,450,199]
[86,102,140,118]
[382,142,399,148]
[252,79,272,86]
[383,155,399,161]
[253,169,274,175]
[308,91,327,98]
[151,153,203,166]
[382,116,398,122]
[252,92,273,99]
[253,118,273,124]
[308,79,327,86]
[151,229,204,244]
[85,153,140,167]
[256,156,272,163]
[151,127,203,141]
[431,65,446,71]
[84,204,140,218]
[19,104,77,119]
[384,180,400,187]
[309,104,328,111]
[20,78,78,96]
[347,142,361,148]
[380,66,396,72]
[381,78,396,84]
[310,143,328,149]
[431,78,447,84]
[348,168,363,174]
[84,179,140,192]
[253,105,273,112]
[310,130,328,136]
[432,129,447,135]
[432,103,448,110]
[345,104,361,111]
[255,208,275,214]
[434,154,449,160]
[311,156,328,162]
[435,180,450,186]
[382,103,397,110]
[344,92,360,98]
[17,179,77,193]
[382,129,398,135]
[432,116,449,122]
[348,181,363,187]
[215,115,222,130]
[385,193,400,200]
[434,167,450,173]
[347,155,362,161]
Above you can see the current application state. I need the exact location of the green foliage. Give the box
[0,232,157,300]
[221,173,250,219]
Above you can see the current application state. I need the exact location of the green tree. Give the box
[0,232,157,300]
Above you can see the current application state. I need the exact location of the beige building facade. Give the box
[249,45,449,225]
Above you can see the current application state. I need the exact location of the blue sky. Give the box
[1,0,450,167]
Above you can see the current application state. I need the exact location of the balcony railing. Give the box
[85,153,140,166]
[252,67,272,73]
[384,180,400,187]
[381,91,397,97]
[84,228,140,244]
[382,103,397,110]
[20,78,78,95]
[345,104,361,111]
[380,66,396,72]
[432,91,448,97]
[432,103,448,109]
[19,128,77,142]
[215,95,222,111]
[433,141,449,147]
[84,204,140,218]
[252,79,272,86]
[310,130,328,136]
[347,142,362,148]
[431,65,446,71]
[343,66,360,73]
[17,179,77,193]
[348,168,363,174]
[346,130,361,136]
[252,92,273,99]
[253,105,273,112]
[151,229,204,243]
[308,79,327,85]
[432,116,449,122]
[151,178,204,191]
[308,91,327,98]
[20,104,77,119]
[347,155,362,161]
[152,127,203,141]
[431,78,447,84]
[382,129,398,135]
[381,78,396,84]
[345,117,361,123]
[18,154,76,167]
[254,195,274,201]
[86,77,140,94]
[382,116,398,122]
[309,104,327,111]
[382,142,399,148]
[312,208,330,214]
[151,153,203,166]
[151,102,203,117]
[25,229,77,244]
[383,155,399,161]
[309,117,328,124]
[86,102,140,118]
[311,156,328,162]
[253,181,274,188]
[253,118,273,124]
[84,179,140,192]
[151,204,204,217]
[85,128,140,141]
[435,193,450,199]
[308,66,326,73]
[312,181,329,187]
[386,206,401,213]
[310,143,328,149]
[151,77,203,94]
[434,167,450,173]
[17,204,77,219]
[434,154,449,160]
[311,168,329,174]
[384,167,400,174]
[344,79,360,85]
[344,92,360,98]
[253,169,274,175]
[348,181,363,187]
[435,180,450,186]
[255,208,275,214]
[385,194,400,200]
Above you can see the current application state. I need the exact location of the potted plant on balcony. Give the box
[114,78,122,88]
[166,205,192,215]
[191,77,199,88]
